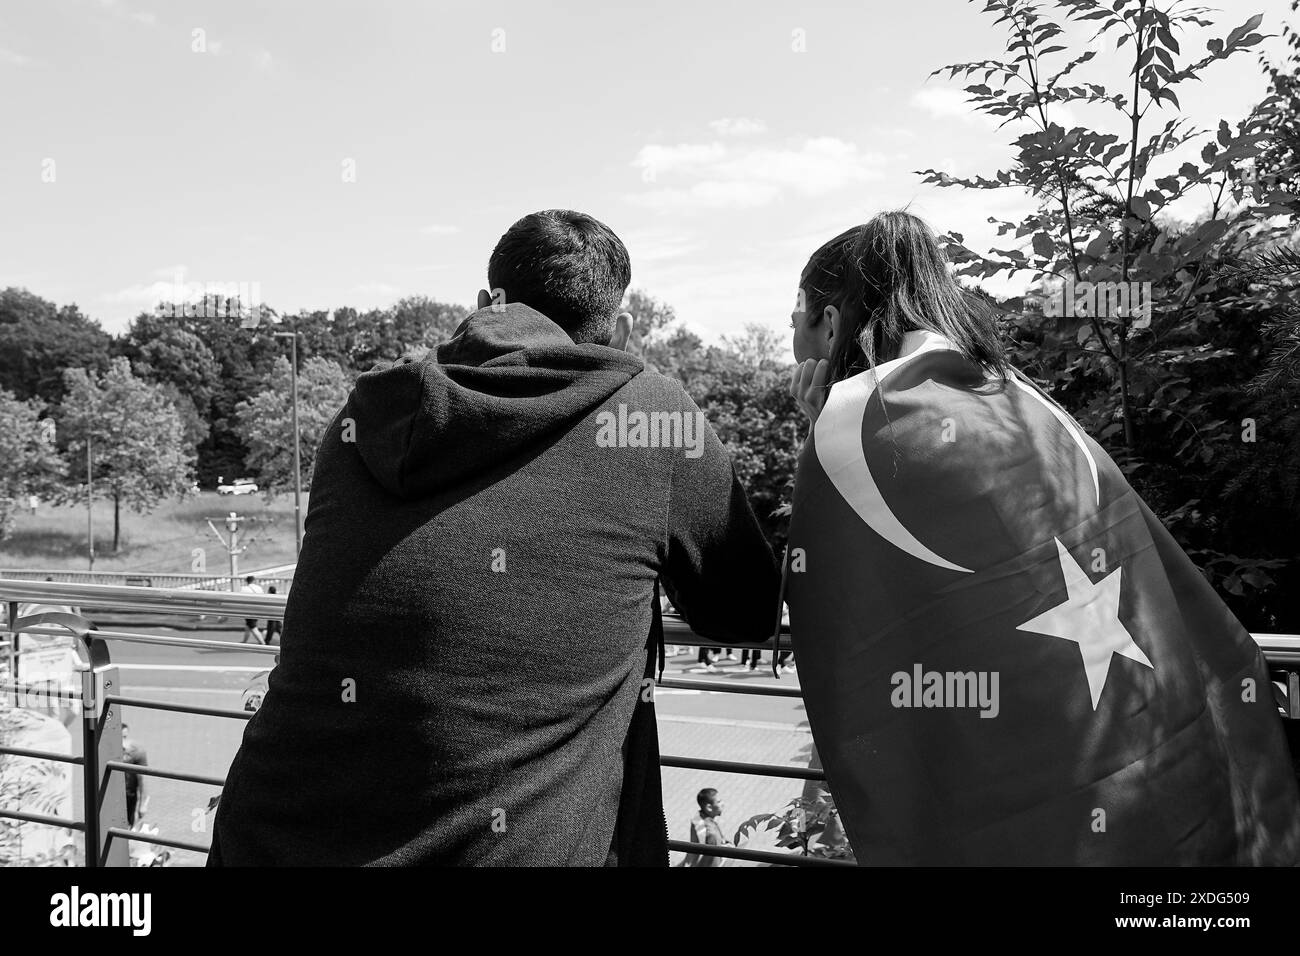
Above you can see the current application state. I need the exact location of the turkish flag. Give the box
[787,330,1300,864]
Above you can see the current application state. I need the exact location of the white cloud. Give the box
[628,136,886,211]
[868,124,917,142]
[102,280,176,306]
[628,181,780,212]
[912,87,976,120]
[0,48,31,66]
[911,85,1079,130]
[634,142,726,176]
[252,49,275,72]
[724,138,883,194]
[351,282,402,298]
[622,229,704,266]
[420,224,460,236]
[708,117,767,136]
[91,0,158,28]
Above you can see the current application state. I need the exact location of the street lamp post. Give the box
[273,330,303,558]
[85,408,95,571]
[242,306,303,557]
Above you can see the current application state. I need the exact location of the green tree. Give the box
[0,390,66,542]
[623,295,802,551]
[0,289,111,404]
[1257,0,1300,194]
[59,358,196,553]
[233,356,352,496]
[691,352,802,552]
[922,0,1283,448]
[921,0,1300,628]
[118,321,223,452]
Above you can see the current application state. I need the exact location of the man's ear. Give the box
[609,312,633,351]
[476,289,492,310]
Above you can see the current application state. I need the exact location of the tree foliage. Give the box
[58,358,196,552]
[0,390,66,542]
[628,293,801,552]
[920,0,1300,629]
[923,0,1284,446]
[0,288,111,405]
[233,356,352,497]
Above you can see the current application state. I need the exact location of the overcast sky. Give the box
[1,0,1293,348]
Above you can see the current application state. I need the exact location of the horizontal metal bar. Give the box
[0,681,82,701]
[1254,634,1300,649]
[0,568,289,585]
[106,827,210,855]
[0,578,286,619]
[7,624,279,656]
[660,755,825,780]
[0,807,86,832]
[107,693,254,721]
[668,839,854,867]
[105,760,226,788]
[657,677,804,697]
[662,616,791,644]
[0,744,84,766]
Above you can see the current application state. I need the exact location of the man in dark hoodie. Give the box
[209,209,781,866]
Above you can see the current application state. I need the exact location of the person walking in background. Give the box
[240,575,264,645]
[264,586,283,646]
[121,723,149,827]
[682,788,729,867]
[741,648,792,672]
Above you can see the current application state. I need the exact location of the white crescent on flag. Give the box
[813,330,1101,573]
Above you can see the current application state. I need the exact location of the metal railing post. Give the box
[5,600,16,707]
[78,631,128,867]
[79,653,102,867]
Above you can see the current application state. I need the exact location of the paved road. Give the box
[27,622,814,866]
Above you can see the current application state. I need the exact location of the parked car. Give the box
[218,478,258,496]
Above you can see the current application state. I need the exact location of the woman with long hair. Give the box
[784,210,1300,865]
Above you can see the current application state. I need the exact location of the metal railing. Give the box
[0,569,293,595]
[0,578,1297,868]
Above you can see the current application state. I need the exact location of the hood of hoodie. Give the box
[348,302,646,499]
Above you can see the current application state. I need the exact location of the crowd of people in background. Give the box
[660,592,792,675]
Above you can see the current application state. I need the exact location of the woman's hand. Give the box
[790,359,830,427]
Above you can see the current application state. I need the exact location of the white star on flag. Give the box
[1017,538,1153,710]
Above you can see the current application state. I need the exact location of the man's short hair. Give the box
[245,575,255,584]
[487,209,631,345]
[696,788,718,809]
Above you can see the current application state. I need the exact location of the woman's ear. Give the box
[825,304,841,344]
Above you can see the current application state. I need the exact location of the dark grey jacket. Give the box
[209,302,780,865]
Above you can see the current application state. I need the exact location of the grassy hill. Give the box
[0,491,302,574]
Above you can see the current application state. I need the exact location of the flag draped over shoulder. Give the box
[786,329,1300,865]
